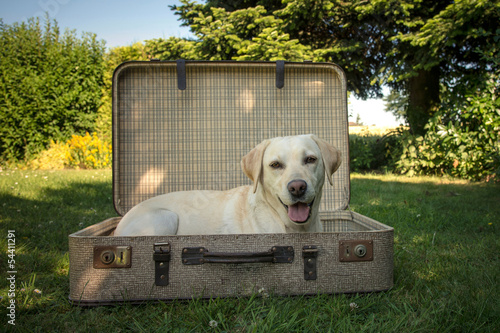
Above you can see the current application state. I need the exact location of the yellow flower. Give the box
[62,132,111,169]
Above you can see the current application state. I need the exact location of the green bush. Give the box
[349,135,378,171]
[0,17,105,162]
[349,130,402,172]
[395,74,500,181]
[27,132,111,170]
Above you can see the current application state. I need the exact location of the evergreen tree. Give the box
[160,0,499,135]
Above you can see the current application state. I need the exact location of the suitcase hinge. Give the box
[153,242,171,286]
[302,245,318,280]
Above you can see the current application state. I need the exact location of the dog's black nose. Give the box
[287,180,307,197]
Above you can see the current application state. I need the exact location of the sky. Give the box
[1,0,400,127]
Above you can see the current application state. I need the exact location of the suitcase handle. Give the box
[182,246,294,265]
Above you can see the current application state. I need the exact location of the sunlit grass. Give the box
[348,125,405,136]
[0,169,498,331]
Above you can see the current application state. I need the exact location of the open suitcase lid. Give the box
[112,61,350,216]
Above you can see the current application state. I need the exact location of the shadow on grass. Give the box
[1,178,115,252]
[0,171,117,305]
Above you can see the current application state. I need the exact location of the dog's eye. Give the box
[269,161,283,169]
[305,156,317,164]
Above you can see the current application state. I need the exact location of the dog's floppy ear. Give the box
[311,135,342,186]
[241,139,271,193]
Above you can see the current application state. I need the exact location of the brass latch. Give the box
[339,240,373,262]
[93,246,132,269]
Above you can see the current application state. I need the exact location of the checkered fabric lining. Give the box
[113,61,350,217]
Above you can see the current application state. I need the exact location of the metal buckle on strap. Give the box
[302,245,318,280]
[153,242,171,286]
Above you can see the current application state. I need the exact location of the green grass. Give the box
[0,169,498,332]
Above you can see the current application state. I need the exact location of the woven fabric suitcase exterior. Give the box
[69,212,393,304]
[69,61,394,304]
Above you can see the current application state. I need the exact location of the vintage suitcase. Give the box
[69,61,394,305]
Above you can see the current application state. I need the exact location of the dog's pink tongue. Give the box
[288,202,310,222]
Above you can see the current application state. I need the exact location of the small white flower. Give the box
[34,289,42,295]
[209,320,218,328]
[258,287,269,298]
[417,214,421,218]
[350,302,359,311]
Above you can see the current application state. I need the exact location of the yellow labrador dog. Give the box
[113,135,341,236]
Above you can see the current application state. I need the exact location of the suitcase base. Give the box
[69,211,393,305]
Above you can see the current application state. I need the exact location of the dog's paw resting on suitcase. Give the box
[113,134,341,236]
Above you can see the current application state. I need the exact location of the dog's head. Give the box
[241,135,341,228]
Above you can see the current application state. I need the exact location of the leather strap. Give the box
[276,60,285,89]
[176,59,186,90]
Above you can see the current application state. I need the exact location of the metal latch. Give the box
[153,242,171,286]
[93,246,132,269]
[339,240,373,262]
[302,245,318,280]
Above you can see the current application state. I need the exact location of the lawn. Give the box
[0,169,498,332]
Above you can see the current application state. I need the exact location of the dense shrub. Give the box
[28,132,111,170]
[28,140,67,170]
[395,75,500,181]
[348,128,403,172]
[0,18,105,161]
[349,134,379,171]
